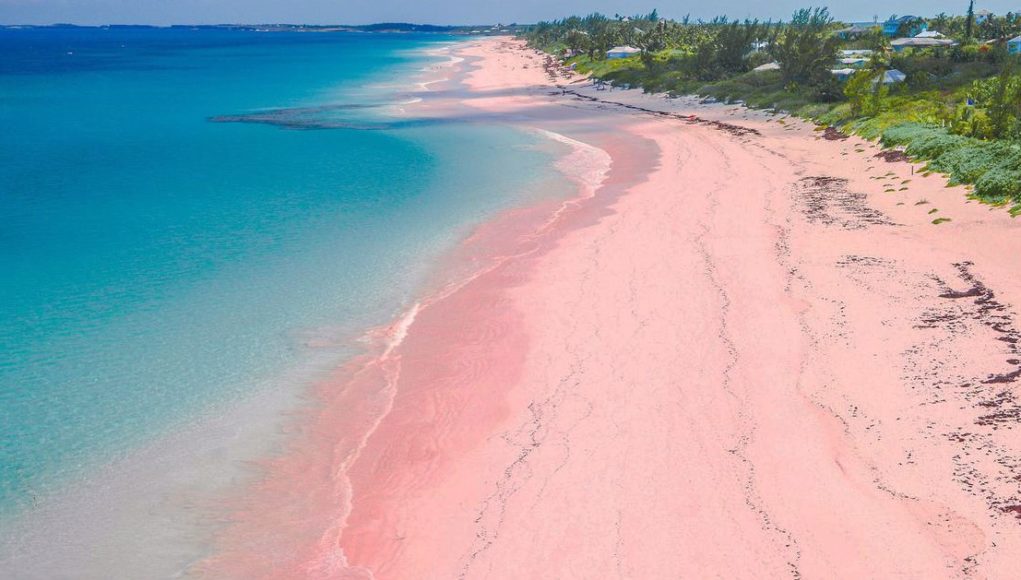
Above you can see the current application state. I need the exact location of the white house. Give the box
[838,23,878,39]
[752,61,781,72]
[891,36,957,52]
[915,30,947,39]
[880,69,907,84]
[606,46,640,59]
[1009,35,1021,54]
[831,68,857,81]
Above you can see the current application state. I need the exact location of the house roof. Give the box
[891,37,957,48]
[915,30,946,38]
[882,69,907,83]
[752,61,781,72]
[1009,35,1021,43]
[839,24,876,34]
[607,46,640,54]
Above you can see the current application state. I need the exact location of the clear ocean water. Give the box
[0,27,563,520]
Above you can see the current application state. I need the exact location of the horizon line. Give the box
[0,14,941,29]
[0,22,509,28]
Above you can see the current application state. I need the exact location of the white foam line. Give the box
[302,92,617,580]
[302,300,420,578]
[395,127,613,316]
[383,303,420,358]
[525,127,612,235]
[416,77,448,91]
[534,128,611,192]
[336,129,612,362]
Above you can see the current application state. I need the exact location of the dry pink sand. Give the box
[198,38,1021,579]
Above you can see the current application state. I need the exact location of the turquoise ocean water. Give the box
[0,27,564,520]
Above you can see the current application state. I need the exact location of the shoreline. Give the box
[204,36,1021,579]
[28,34,1018,578]
[0,37,587,580]
[195,38,645,579]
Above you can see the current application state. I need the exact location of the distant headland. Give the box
[0,22,524,35]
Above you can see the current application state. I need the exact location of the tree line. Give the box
[524,6,1021,136]
[526,8,844,96]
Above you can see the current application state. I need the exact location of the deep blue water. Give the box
[0,27,561,516]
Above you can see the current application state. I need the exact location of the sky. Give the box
[0,0,1017,26]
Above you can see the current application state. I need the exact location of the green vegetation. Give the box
[523,6,1021,208]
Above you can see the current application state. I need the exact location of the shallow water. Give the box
[0,27,568,530]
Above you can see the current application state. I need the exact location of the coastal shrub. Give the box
[695,71,818,112]
[892,54,953,79]
[877,124,1021,202]
[797,102,835,119]
[971,70,1021,139]
[847,96,949,140]
[600,66,650,88]
[953,106,995,139]
[816,103,852,125]
[880,124,961,156]
[649,71,691,93]
[906,130,969,159]
[851,116,895,140]
[844,69,886,117]
[974,168,1021,201]
[878,123,926,146]
[929,144,997,184]
[991,148,1021,174]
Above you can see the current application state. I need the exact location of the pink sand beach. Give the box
[198,38,1021,578]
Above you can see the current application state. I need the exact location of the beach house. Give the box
[839,57,870,68]
[837,23,879,39]
[606,46,640,59]
[1009,35,1021,54]
[883,15,927,37]
[975,9,994,24]
[752,61,781,72]
[891,36,957,52]
[830,68,906,84]
[830,68,857,81]
[880,69,907,84]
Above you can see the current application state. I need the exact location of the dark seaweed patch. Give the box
[875,150,910,163]
[794,176,897,230]
[560,89,761,138]
[821,126,849,141]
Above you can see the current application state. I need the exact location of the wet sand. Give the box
[201,38,1021,579]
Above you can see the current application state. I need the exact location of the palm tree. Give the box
[966,0,975,39]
